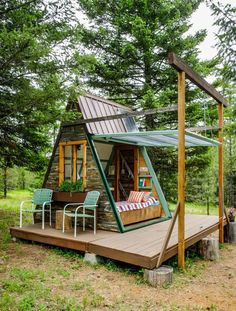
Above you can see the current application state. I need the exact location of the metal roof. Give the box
[78,93,137,134]
[92,130,220,147]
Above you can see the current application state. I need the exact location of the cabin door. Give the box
[114,146,138,201]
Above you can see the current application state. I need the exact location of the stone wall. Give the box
[43,125,118,231]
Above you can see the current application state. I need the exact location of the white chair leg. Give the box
[83,206,85,231]
[49,206,52,227]
[74,216,77,238]
[62,212,65,233]
[42,209,45,230]
[32,213,34,225]
[20,209,22,228]
[94,211,96,235]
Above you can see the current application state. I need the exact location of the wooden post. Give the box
[218,103,224,243]
[134,147,139,191]
[156,202,180,268]
[73,145,77,182]
[178,71,186,269]
[115,149,120,201]
[59,144,65,186]
[83,143,87,189]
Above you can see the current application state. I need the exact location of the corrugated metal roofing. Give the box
[92,130,220,147]
[78,93,137,134]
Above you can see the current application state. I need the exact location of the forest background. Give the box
[0,0,235,211]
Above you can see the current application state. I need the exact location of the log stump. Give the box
[55,210,72,231]
[143,265,173,287]
[225,222,236,244]
[198,236,219,260]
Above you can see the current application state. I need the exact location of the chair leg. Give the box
[74,216,77,238]
[32,213,34,225]
[49,206,52,227]
[20,209,22,228]
[62,212,65,233]
[94,210,96,235]
[42,210,45,230]
[83,206,85,231]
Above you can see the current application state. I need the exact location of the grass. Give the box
[0,190,32,256]
[168,201,218,216]
[0,189,32,211]
[0,189,231,311]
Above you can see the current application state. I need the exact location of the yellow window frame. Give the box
[59,140,87,189]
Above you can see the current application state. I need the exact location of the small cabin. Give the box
[12,53,228,269]
[43,93,172,232]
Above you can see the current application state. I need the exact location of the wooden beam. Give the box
[59,140,87,146]
[115,149,120,201]
[187,125,220,133]
[61,106,178,128]
[218,103,224,243]
[168,53,228,107]
[83,143,87,189]
[156,202,180,268]
[134,147,139,191]
[178,71,186,269]
[59,145,64,186]
[72,145,77,183]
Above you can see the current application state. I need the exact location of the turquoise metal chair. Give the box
[20,189,53,229]
[62,191,100,237]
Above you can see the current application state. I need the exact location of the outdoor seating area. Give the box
[19,189,100,238]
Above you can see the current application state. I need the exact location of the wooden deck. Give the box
[10,214,221,269]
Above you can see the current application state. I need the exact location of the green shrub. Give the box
[59,180,83,192]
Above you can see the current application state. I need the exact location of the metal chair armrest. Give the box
[75,204,98,215]
[20,200,33,210]
[63,203,84,213]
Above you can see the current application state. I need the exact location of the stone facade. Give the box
[43,125,118,231]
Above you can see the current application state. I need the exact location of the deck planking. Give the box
[10,214,221,269]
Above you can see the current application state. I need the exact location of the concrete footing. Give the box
[198,236,219,260]
[83,252,103,265]
[143,265,173,287]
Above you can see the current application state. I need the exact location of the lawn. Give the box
[0,190,235,311]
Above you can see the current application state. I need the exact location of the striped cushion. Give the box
[116,197,159,212]
[127,191,144,203]
[142,192,151,202]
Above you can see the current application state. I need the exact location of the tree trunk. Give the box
[3,165,7,198]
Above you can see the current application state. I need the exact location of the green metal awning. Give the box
[92,130,220,147]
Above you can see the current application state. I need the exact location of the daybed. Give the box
[115,193,162,225]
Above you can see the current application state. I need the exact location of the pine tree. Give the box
[208,0,236,82]
[0,0,78,196]
[75,0,218,199]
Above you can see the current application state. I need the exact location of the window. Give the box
[59,140,87,188]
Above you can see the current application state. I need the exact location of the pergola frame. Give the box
[168,52,228,269]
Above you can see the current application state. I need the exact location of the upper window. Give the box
[59,140,87,189]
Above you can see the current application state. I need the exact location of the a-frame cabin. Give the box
[11,53,228,269]
[43,93,173,233]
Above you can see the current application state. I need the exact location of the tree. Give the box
[0,0,78,196]
[208,0,236,82]
[76,1,212,115]
[75,0,219,199]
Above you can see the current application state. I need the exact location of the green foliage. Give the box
[76,0,219,201]
[0,0,79,178]
[59,179,83,192]
[208,0,236,82]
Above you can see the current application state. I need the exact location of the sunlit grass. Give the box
[0,189,32,212]
[168,201,218,216]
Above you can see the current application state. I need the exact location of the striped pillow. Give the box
[142,192,151,202]
[127,191,144,203]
